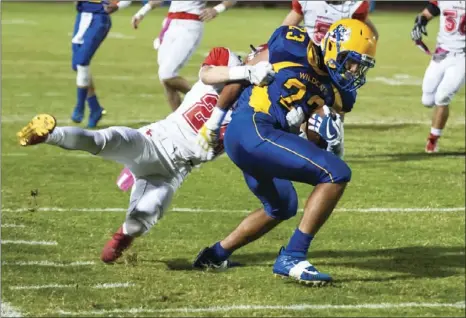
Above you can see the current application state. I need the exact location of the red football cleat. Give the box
[425,134,439,153]
[101,226,134,263]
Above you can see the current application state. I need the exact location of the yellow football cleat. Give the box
[17,114,56,146]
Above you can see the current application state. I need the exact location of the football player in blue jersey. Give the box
[193,19,377,285]
[71,0,131,128]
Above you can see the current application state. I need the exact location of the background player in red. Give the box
[282,0,379,45]
[411,0,465,153]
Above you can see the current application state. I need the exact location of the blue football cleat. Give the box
[71,107,84,123]
[87,107,104,128]
[192,247,230,271]
[273,247,332,286]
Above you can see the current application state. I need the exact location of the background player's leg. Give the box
[72,14,111,127]
[157,22,203,110]
[427,56,465,153]
[421,58,445,153]
[71,12,87,124]
[101,176,177,263]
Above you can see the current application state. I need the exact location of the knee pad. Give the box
[158,66,178,82]
[434,91,453,106]
[76,65,90,87]
[422,93,436,107]
[123,218,150,237]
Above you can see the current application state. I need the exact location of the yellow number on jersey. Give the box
[285,26,306,43]
[307,95,325,109]
[279,78,306,110]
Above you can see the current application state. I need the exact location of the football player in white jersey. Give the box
[16,47,274,264]
[130,0,237,111]
[411,1,465,153]
[282,1,379,45]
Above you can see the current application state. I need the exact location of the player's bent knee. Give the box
[265,191,298,221]
[434,92,453,107]
[422,93,435,107]
[123,218,149,237]
[330,161,352,184]
[158,68,178,83]
[76,65,91,87]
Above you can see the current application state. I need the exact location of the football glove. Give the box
[308,106,342,147]
[411,15,428,41]
[248,61,275,86]
[326,121,345,158]
[286,106,306,132]
[195,107,226,162]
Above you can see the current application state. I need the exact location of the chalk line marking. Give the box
[2,260,95,267]
[1,240,57,246]
[10,282,135,290]
[57,301,466,315]
[1,224,26,228]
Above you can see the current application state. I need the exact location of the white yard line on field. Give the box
[1,240,57,246]
[9,282,135,291]
[1,224,26,228]
[56,301,466,315]
[1,207,464,213]
[1,302,23,317]
[2,260,95,267]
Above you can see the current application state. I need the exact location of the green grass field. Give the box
[1,3,465,317]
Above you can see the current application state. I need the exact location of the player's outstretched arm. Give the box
[131,0,163,29]
[104,1,131,14]
[200,0,237,22]
[411,2,440,41]
[282,10,303,26]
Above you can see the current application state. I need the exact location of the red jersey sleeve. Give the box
[292,0,303,15]
[352,1,369,21]
[202,47,230,67]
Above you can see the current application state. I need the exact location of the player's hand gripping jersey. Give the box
[235,25,356,132]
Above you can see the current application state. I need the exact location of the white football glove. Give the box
[286,107,305,132]
[326,121,345,158]
[248,61,275,86]
[195,107,226,162]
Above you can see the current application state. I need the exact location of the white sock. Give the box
[430,127,443,137]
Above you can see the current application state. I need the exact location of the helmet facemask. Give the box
[327,50,375,92]
[322,21,377,92]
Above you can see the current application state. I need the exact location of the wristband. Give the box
[228,65,249,81]
[214,3,226,13]
[206,107,227,130]
[117,1,131,9]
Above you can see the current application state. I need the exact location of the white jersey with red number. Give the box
[155,47,241,162]
[292,0,370,45]
[433,1,466,52]
[168,1,206,15]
